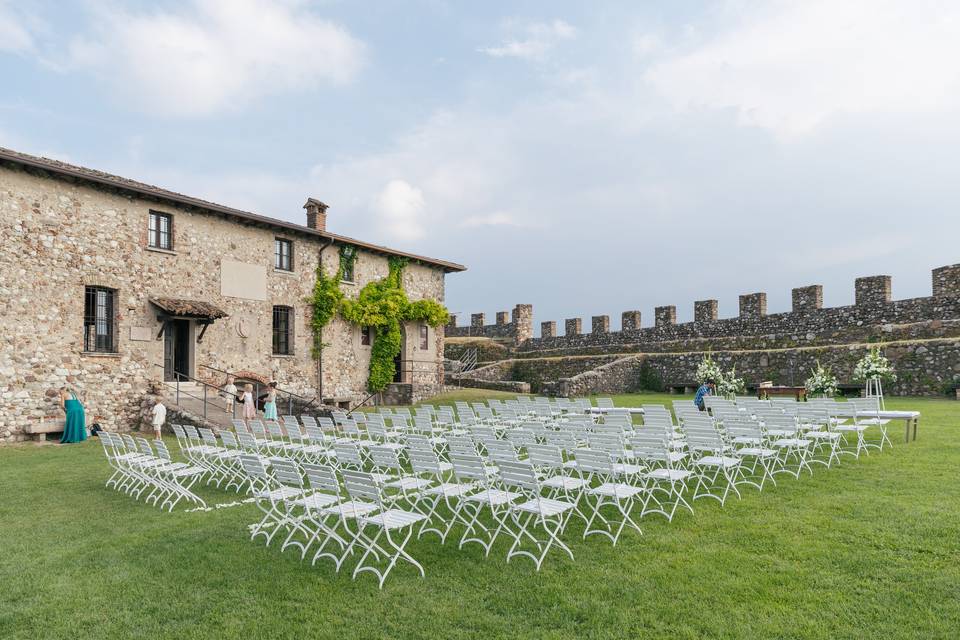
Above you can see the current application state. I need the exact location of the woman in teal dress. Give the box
[262,383,278,420]
[59,387,87,443]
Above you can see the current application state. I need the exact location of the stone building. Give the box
[0,147,464,442]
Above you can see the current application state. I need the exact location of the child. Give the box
[151,399,167,439]
[222,375,238,414]
[262,382,278,420]
[241,383,257,421]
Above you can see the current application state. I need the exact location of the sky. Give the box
[2,0,959,333]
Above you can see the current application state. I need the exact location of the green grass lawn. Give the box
[1,393,958,639]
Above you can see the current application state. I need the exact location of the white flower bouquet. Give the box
[695,354,724,385]
[717,367,746,397]
[804,361,839,397]
[853,346,897,382]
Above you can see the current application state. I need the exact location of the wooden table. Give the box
[758,386,807,401]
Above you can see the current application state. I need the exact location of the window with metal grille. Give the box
[360,326,371,346]
[272,306,293,355]
[148,211,173,250]
[84,286,117,352]
[419,324,429,350]
[340,245,355,282]
[275,238,293,271]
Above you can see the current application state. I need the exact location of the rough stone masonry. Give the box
[447,264,960,396]
[0,147,464,442]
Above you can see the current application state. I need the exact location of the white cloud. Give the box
[644,0,960,138]
[479,19,576,60]
[65,0,365,117]
[373,179,427,241]
[461,212,527,228]
[0,2,36,54]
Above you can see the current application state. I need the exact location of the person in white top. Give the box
[151,399,167,440]
[241,383,257,420]
[222,375,238,414]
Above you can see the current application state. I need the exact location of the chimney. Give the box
[303,198,329,232]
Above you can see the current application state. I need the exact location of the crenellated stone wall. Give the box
[455,264,960,396]
[445,303,533,344]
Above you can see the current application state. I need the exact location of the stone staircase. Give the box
[158,381,237,431]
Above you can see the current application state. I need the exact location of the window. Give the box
[148,211,173,250]
[272,306,293,355]
[84,286,116,352]
[340,245,356,282]
[360,326,372,346]
[419,324,429,350]
[275,238,293,271]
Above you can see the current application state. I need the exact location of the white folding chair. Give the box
[574,449,644,545]
[497,460,576,569]
[451,453,519,556]
[342,470,427,589]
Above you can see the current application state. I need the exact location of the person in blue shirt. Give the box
[695,379,716,411]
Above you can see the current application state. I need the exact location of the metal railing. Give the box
[446,348,479,386]
[198,364,323,416]
[152,364,233,421]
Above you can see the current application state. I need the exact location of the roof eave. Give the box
[0,148,467,273]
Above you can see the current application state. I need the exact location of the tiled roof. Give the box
[150,297,229,319]
[0,146,466,273]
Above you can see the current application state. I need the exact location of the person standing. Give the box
[59,387,87,444]
[262,382,278,420]
[222,375,238,414]
[241,383,257,421]
[695,379,716,411]
[151,399,167,440]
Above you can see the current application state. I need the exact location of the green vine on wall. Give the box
[307,259,344,359]
[308,253,449,392]
[339,244,357,281]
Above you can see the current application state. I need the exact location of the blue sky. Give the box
[3,1,959,332]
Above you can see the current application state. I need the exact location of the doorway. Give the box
[163,319,192,381]
[393,324,407,383]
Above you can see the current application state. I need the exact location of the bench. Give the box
[24,415,65,442]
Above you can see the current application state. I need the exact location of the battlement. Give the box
[512,263,960,351]
[453,263,960,397]
[448,264,960,352]
[446,303,533,343]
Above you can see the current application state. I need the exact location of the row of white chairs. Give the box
[203,398,892,586]
[100,432,207,511]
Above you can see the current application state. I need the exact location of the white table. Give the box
[831,409,921,443]
[588,407,645,415]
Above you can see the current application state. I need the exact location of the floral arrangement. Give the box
[717,367,746,397]
[804,361,839,397]
[695,354,724,385]
[696,355,745,397]
[853,346,897,383]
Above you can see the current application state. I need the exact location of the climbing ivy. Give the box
[306,260,344,359]
[339,244,358,281]
[308,254,449,392]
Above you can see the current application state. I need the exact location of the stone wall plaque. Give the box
[130,326,153,342]
[221,260,267,301]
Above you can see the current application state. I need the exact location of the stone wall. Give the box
[459,354,624,393]
[444,338,511,364]
[449,378,532,394]
[445,304,533,344]
[517,266,960,356]
[542,338,960,398]
[459,264,960,397]
[0,161,450,441]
